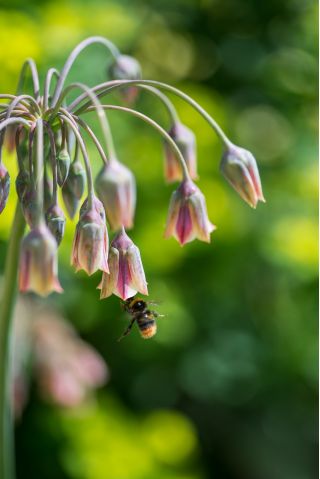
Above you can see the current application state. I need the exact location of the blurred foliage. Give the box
[0,0,317,478]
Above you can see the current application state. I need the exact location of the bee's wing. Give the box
[147,300,162,306]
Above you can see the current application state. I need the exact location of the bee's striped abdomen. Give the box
[137,315,157,339]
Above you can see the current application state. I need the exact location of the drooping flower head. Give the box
[164,122,198,183]
[165,179,215,246]
[95,159,136,231]
[71,196,109,275]
[220,144,265,208]
[99,228,148,300]
[19,224,63,296]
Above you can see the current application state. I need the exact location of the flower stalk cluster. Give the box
[0,36,264,302]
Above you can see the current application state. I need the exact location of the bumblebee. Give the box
[119,297,161,340]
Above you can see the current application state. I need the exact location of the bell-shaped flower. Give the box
[164,122,198,183]
[71,196,109,275]
[220,144,265,208]
[95,160,136,231]
[165,179,215,246]
[99,228,148,300]
[108,54,142,104]
[19,224,63,296]
[0,163,10,214]
[46,204,66,246]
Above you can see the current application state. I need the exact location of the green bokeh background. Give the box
[0,0,317,478]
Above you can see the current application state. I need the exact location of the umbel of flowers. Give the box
[0,36,265,479]
[0,37,264,301]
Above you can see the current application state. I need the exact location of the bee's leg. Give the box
[117,318,136,341]
[151,311,165,319]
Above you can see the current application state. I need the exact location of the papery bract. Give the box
[165,179,215,245]
[19,224,62,296]
[99,229,148,300]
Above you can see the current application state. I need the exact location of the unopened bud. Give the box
[21,184,39,227]
[15,170,29,202]
[95,160,136,231]
[109,54,142,104]
[57,148,71,187]
[62,178,79,219]
[46,204,66,245]
[68,160,86,199]
[220,144,265,208]
[164,123,198,183]
[43,173,54,212]
[0,163,10,214]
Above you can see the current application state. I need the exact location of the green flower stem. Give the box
[82,104,191,181]
[138,85,180,126]
[43,68,60,111]
[44,123,58,204]
[71,115,108,164]
[69,79,233,148]
[51,36,120,107]
[16,59,40,102]
[49,82,116,160]
[0,203,26,479]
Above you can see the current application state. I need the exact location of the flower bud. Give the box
[21,184,39,227]
[4,125,17,153]
[220,145,265,208]
[71,197,109,276]
[164,123,198,182]
[108,54,142,104]
[19,224,63,297]
[165,179,215,245]
[95,160,136,231]
[0,163,10,214]
[68,160,86,199]
[99,228,148,300]
[43,173,54,212]
[46,204,66,246]
[57,148,71,187]
[62,178,79,219]
[15,170,29,202]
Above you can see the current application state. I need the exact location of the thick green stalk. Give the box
[0,204,25,479]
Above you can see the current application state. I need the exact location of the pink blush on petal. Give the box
[176,203,193,245]
[117,253,133,300]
